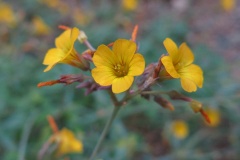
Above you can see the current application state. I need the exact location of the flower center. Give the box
[175,62,184,70]
[114,63,128,77]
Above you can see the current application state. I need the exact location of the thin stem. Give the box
[18,113,36,160]
[83,40,95,51]
[141,90,168,95]
[89,106,121,160]
[119,89,142,104]
[107,90,120,107]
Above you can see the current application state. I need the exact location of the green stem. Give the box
[18,113,36,160]
[89,106,121,160]
[108,90,120,107]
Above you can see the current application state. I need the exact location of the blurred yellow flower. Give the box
[32,16,51,35]
[40,0,69,14]
[160,38,203,92]
[0,2,16,26]
[50,128,83,157]
[205,108,220,127]
[171,120,189,139]
[43,27,89,72]
[122,0,138,11]
[221,0,235,11]
[73,9,91,26]
[92,39,145,93]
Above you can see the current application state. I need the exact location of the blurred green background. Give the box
[1,0,240,159]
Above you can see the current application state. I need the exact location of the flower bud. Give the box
[168,90,192,102]
[189,100,202,113]
[154,96,174,111]
[189,100,211,124]
[78,30,88,43]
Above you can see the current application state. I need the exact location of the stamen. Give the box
[114,63,128,77]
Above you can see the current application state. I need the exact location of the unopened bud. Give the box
[153,57,163,78]
[154,96,175,111]
[76,53,90,71]
[82,49,94,62]
[168,90,192,102]
[189,100,202,113]
[76,81,102,95]
[78,31,87,43]
[137,63,156,89]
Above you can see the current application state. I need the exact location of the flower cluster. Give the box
[38,25,209,158]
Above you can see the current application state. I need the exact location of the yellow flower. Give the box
[32,16,51,35]
[43,27,89,72]
[221,0,235,11]
[122,0,138,11]
[50,128,83,157]
[91,39,145,94]
[171,120,189,139]
[0,2,16,26]
[205,108,220,127]
[160,38,203,92]
[40,0,69,14]
[73,9,91,26]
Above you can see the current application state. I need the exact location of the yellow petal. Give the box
[161,56,180,78]
[43,48,65,72]
[180,77,197,92]
[128,53,145,76]
[55,27,79,54]
[112,76,133,93]
[43,65,54,72]
[92,44,116,68]
[178,43,194,67]
[55,29,72,52]
[112,39,136,65]
[43,48,65,64]
[70,27,80,42]
[179,64,203,88]
[163,38,179,64]
[91,66,116,86]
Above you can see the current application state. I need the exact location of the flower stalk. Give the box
[89,105,121,160]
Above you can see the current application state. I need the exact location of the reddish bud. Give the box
[47,115,59,133]
[37,80,60,87]
[200,109,211,124]
[131,25,138,42]
[58,25,71,30]
[154,96,175,111]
